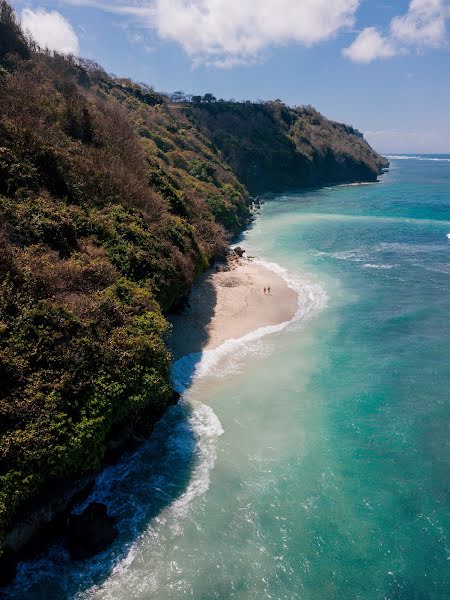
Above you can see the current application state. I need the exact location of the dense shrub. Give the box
[186,101,388,193]
[0,1,249,543]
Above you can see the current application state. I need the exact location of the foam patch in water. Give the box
[386,155,450,162]
[363,263,395,269]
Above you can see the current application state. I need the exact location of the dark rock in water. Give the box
[0,547,17,586]
[234,246,245,257]
[67,502,118,560]
[170,391,181,405]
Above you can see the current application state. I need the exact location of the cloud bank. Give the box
[57,0,449,65]
[150,0,360,66]
[344,0,449,63]
[21,8,80,55]
[63,0,360,66]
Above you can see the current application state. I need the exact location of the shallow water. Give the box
[7,156,450,599]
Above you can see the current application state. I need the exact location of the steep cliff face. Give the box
[0,1,387,561]
[184,101,388,193]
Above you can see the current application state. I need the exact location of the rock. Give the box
[216,264,231,272]
[67,503,118,560]
[214,245,229,261]
[3,475,95,563]
[0,547,17,586]
[1,392,178,577]
[170,391,181,405]
[234,246,245,257]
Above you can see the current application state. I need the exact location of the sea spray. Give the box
[385,155,450,162]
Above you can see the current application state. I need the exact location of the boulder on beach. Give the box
[234,247,245,257]
[67,502,118,560]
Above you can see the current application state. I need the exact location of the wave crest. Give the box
[386,155,450,162]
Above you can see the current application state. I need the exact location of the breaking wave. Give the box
[386,155,450,162]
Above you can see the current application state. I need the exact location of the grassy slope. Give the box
[0,1,387,545]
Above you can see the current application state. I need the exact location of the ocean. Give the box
[7,155,450,599]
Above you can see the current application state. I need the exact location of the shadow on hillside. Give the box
[168,268,219,360]
[5,276,220,598]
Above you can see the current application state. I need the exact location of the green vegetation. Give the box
[0,0,387,549]
[184,101,388,193]
[0,1,248,543]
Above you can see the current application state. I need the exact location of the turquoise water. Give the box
[7,156,450,599]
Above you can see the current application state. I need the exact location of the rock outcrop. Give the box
[67,503,118,560]
[0,547,17,586]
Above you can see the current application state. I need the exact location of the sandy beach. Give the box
[169,258,298,360]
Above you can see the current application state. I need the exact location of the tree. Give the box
[0,0,30,63]
[202,93,217,103]
[170,90,186,103]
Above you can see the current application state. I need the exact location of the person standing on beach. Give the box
[264,287,267,295]
[268,285,271,295]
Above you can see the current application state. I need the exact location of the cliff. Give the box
[183,101,388,193]
[0,0,387,574]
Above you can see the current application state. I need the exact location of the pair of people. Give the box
[263,286,271,295]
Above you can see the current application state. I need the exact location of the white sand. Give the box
[169,259,298,360]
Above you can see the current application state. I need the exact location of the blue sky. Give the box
[11,0,450,153]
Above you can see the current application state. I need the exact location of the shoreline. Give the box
[1,252,299,589]
[169,254,299,362]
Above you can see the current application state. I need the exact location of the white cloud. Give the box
[390,0,447,47]
[150,0,360,66]
[60,0,450,66]
[21,8,80,55]
[342,27,397,63]
[343,0,449,63]
[62,0,360,66]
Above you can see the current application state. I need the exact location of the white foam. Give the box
[315,239,448,268]
[314,248,369,263]
[386,155,450,162]
[363,263,395,270]
[336,181,379,187]
[80,399,224,599]
[446,233,450,240]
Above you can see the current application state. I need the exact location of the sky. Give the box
[10,0,450,153]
